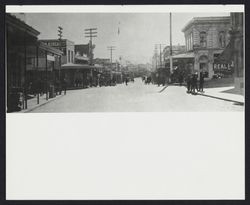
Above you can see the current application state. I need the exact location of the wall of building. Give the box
[230,13,244,93]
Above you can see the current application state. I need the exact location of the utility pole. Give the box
[155,44,166,67]
[107,46,116,81]
[169,13,173,74]
[85,28,97,77]
[107,46,116,69]
[154,45,158,69]
[58,26,63,94]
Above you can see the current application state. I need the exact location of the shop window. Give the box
[200,31,207,48]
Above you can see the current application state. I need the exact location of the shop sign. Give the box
[213,63,232,71]
[47,55,55,61]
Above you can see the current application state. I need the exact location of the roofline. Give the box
[75,44,89,46]
[39,39,75,44]
[182,16,231,32]
[6,13,40,37]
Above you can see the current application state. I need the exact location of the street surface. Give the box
[30,78,243,112]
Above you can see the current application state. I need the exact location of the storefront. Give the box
[61,63,105,88]
[165,53,194,83]
[6,14,63,112]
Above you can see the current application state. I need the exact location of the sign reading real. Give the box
[47,55,55,61]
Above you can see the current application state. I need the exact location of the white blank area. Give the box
[6,5,244,13]
[6,112,244,200]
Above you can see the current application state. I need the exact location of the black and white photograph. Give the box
[5,5,245,201]
[6,6,244,112]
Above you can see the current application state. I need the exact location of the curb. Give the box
[159,85,168,93]
[22,94,65,113]
[197,93,244,105]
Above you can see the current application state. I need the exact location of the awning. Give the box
[165,53,194,63]
[172,52,195,59]
[61,63,104,70]
[61,63,92,70]
[75,55,89,61]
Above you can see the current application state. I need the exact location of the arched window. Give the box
[219,31,226,48]
[200,31,207,48]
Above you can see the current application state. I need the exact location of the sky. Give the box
[25,12,230,64]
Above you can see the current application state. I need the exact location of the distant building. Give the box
[39,39,75,64]
[94,58,110,66]
[75,44,95,64]
[181,16,231,78]
[75,44,91,57]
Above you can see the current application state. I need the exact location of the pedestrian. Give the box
[178,74,183,86]
[62,78,67,95]
[186,74,191,93]
[199,72,204,92]
[191,73,198,94]
[125,77,128,86]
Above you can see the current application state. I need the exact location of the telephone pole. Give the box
[169,13,173,74]
[154,45,158,69]
[58,26,63,89]
[107,46,116,69]
[155,44,166,67]
[85,28,97,66]
[58,26,63,41]
[107,46,116,81]
[85,28,97,77]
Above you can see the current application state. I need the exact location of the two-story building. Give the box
[39,39,75,64]
[182,16,231,78]
[6,14,63,112]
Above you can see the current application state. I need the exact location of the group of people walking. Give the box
[186,72,204,94]
[142,76,152,84]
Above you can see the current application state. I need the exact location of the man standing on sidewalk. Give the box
[62,78,67,95]
[199,72,204,92]
[191,73,198,94]
[186,74,192,93]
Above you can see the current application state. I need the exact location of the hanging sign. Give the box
[47,55,55,61]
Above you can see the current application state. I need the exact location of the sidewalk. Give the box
[198,86,244,104]
[18,93,65,113]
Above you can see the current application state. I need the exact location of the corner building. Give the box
[182,16,231,78]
